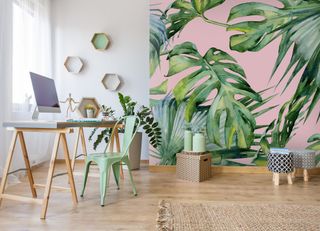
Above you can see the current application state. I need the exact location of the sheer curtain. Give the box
[0,0,13,176]
[12,0,52,105]
[0,0,53,176]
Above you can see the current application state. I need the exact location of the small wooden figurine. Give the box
[60,93,79,117]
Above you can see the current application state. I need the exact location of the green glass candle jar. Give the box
[184,130,193,151]
[192,132,205,152]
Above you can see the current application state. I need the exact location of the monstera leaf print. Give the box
[150,9,168,77]
[307,133,320,151]
[228,1,320,121]
[164,0,226,39]
[166,42,262,149]
[150,80,169,95]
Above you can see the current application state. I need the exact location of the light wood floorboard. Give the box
[0,162,319,230]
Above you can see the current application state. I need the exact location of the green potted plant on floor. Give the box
[89,92,161,169]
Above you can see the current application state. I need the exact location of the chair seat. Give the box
[88,152,122,160]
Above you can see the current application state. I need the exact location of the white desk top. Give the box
[3,120,119,129]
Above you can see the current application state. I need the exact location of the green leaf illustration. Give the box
[150,9,168,77]
[228,1,320,121]
[166,42,262,149]
[164,0,226,39]
[307,133,320,151]
[150,80,168,95]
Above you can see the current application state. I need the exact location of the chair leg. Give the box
[98,162,110,207]
[124,159,137,196]
[112,163,120,190]
[80,160,92,197]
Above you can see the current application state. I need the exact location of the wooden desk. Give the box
[0,120,121,219]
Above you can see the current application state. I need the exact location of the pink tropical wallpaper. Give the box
[149,0,320,166]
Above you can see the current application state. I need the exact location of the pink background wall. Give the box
[150,0,319,164]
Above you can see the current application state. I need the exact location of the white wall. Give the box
[52,0,150,159]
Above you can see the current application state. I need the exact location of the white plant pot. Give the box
[86,109,94,118]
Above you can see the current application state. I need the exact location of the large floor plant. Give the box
[89,93,161,150]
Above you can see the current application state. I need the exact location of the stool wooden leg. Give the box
[274,173,280,186]
[272,173,275,182]
[287,173,293,185]
[303,169,309,182]
[292,168,296,179]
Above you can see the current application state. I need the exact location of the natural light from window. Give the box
[12,2,34,104]
[12,0,52,108]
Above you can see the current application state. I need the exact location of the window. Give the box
[12,0,51,108]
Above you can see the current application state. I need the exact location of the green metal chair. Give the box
[80,116,140,206]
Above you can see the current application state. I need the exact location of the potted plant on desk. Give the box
[101,105,115,121]
[89,93,162,169]
[85,104,95,118]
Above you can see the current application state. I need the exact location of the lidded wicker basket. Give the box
[176,153,211,182]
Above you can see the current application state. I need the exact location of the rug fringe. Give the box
[156,200,174,231]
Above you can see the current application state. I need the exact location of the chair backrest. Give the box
[105,115,140,158]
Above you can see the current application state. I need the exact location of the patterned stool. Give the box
[267,152,293,186]
[291,149,316,182]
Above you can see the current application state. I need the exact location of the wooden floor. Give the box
[0,162,319,230]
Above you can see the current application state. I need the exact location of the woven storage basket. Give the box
[176,153,211,182]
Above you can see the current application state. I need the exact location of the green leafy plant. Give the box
[118,92,137,116]
[166,41,262,149]
[101,105,115,118]
[89,127,112,151]
[89,93,162,150]
[84,104,95,110]
[118,92,162,148]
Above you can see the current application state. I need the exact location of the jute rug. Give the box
[156,200,320,231]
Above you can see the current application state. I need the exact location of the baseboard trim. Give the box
[54,159,319,175]
[55,159,150,165]
[148,165,320,175]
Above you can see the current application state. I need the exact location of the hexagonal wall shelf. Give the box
[64,56,84,73]
[91,33,110,51]
[101,74,121,91]
[76,97,101,118]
